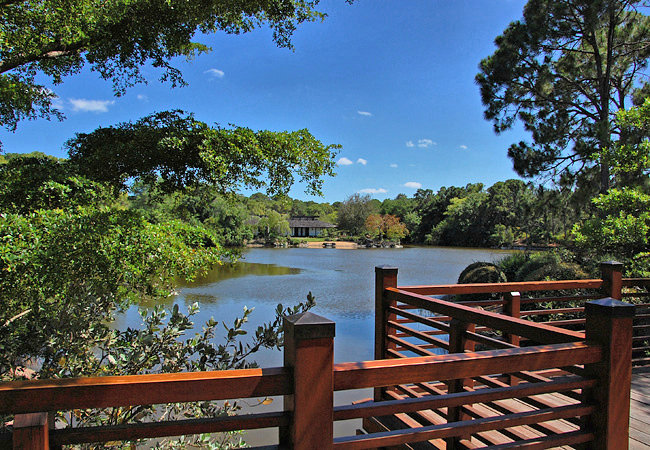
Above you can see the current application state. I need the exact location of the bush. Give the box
[456,262,507,301]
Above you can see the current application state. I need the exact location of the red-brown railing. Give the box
[0,262,644,449]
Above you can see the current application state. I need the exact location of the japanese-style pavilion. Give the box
[288,216,335,237]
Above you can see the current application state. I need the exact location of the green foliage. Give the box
[32,295,315,448]
[67,110,339,197]
[427,192,489,246]
[573,187,650,258]
[364,214,408,243]
[599,97,650,187]
[0,208,224,376]
[256,210,290,243]
[477,0,650,192]
[337,193,378,236]
[496,251,588,282]
[0,154,112,213]
[495,252,530,283]
[0,0,334,137]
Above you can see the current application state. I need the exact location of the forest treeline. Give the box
[106,175,621,250]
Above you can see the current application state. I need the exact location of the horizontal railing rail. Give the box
[399,279,604,295]
[0,367,290,415]
[333,341,601,391]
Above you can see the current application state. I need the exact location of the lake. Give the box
[114,245,513,444]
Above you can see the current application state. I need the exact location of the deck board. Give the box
[630,371,650,449]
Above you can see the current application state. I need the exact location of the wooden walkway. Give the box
[631,369,650,449]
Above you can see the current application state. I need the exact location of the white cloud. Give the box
[459,145,468,149]
[337,157,354,166]
[406,140,415,148]
[69,98,114,113]
[389,163,398,168]
[417,139,436,148]
[359,188,388,194]
[205,68,225,78]
[404,181,422,189]
[136,94,148,102]
[357,158,367,165]
[357,110,372,117]
[51,96,64,110]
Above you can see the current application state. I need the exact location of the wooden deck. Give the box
[631,369,650,450]
[360,369,649,449]
[1,265,647,449]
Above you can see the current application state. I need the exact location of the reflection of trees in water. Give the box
[177,262,302,288]
[182,293,221,306]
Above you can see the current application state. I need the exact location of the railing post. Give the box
[503,291,521,346]
[12,413,49,450]
[583,298,635,450]
[279,311,335,450]
[503,291,521,385]
[600,261,623,300]
[446,318,474,449]
[374,265,398,402]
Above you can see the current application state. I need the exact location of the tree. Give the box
[573,187,650,261]
[257,210,290,243]
[0,153,112,214]
[364,214,408,243]
[600,97,650,188]
[427,192,489,247]
[67,110,339,196]
[412,184,483,242]
[477,0,650,193]
[0,0,338,138]
[337,193,377,236]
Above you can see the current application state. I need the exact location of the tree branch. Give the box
[0,40,88,74]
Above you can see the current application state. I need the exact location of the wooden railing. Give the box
[0,262,644,449]
[385,261,649,366]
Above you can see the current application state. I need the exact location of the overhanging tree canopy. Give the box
[66,110,340,196]
[477,0,650,192]
[0,0,339,136]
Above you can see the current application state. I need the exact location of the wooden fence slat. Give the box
[387,289,585,344]
[389,307,451,332]
[332,404,594,450]
[480,430,594,449]
[387,321,450,351]
[50,411,288,446]
[333,377,595,421]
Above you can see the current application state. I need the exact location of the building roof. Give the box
[289,216,335,228]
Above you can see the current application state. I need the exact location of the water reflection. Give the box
[177,262,302,288]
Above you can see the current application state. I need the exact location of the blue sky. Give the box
[1,0,532,203]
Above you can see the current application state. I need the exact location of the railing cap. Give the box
[586,298,635,318]
[284,311,335,339]
[600,260,623,270]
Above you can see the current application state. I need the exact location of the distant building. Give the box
[288,216,335,237]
